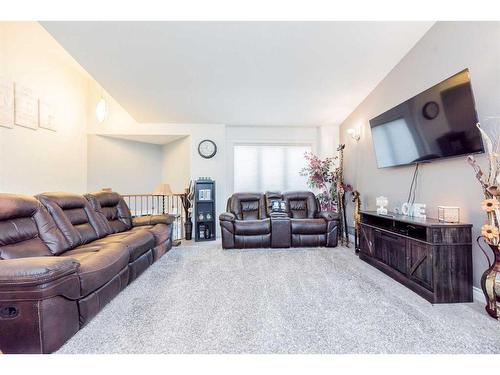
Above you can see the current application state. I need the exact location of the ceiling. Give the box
[42,21,434,126]
[102,134,187,145]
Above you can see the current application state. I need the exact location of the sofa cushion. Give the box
[131,224,169,246]
[234,218,271,235]
[37,193,109,249]
[0,194,70,259]
[85,192,132,234]
[61,242,129,296]
[290,218,327,234]
[92,230,155,262]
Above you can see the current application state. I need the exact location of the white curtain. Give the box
[234,144,311,192]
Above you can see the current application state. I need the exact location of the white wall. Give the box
[0,22,89,194]
[89,122,227,235]
[318,124,340,158]
[87,135,163,194]
[339,22,500,289]
[0,22,142,195]
[161,136,191,194]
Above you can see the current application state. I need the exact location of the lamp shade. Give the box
[154,183,173,196]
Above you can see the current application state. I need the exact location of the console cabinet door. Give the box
[374,230,407,274]
[360,225,374,257]
[407,239,433,291]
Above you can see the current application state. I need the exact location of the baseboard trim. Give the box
[473,286,484,303]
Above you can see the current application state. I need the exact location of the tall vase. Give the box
[184,219,193,241]
[481,243,500,319]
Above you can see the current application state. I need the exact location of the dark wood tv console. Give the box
[359,211,473,303]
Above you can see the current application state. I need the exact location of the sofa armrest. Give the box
[219,212,236,222]
[219,213,236,249]
[132,214,175,227]
[317,211,340,222]
[0,257,79,287]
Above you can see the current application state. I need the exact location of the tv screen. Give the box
[369,69,484,168]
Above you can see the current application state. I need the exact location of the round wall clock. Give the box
[422,101,440,120]
[198,139,217,159]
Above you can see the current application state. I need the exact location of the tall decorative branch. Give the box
[181,180,194,220]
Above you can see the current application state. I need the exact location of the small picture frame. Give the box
[438,206,460,223]
[271,200,287,213]
[272,200,280,212]
[199,189,211,201]
[280,201,287,212]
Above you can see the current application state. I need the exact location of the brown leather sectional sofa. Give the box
[219,191,339,249]
[0,191,173,354]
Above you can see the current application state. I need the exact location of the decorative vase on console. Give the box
[468,119,500,319]
[481,242,500,319]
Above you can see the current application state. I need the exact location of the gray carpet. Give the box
[58,240,500,354]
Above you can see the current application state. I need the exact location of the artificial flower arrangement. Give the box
[300,152,352,212]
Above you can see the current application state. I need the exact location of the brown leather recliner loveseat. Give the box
[0,191,173,354]
[219,191,339,249]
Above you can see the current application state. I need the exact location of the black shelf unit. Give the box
[194,179,216,242]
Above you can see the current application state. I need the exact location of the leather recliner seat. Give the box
[219,191,339,249]
[0,191,174,354]
[219,193,271,248]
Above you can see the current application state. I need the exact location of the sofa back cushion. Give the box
[37,192,109,249]
[282,191,318,219]
[85,191,132,234]
[0,194,70,259]
[229,193,267,220]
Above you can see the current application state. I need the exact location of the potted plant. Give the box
[468,119,500,319]
[181,180,194,240]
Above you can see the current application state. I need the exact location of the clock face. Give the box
[422,101,440,120]
[198,139,217,159]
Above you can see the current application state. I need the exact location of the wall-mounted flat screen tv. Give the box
[369,69,484,168]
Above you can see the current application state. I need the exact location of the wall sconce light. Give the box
[96,97,108,123]
[347,127,361,141]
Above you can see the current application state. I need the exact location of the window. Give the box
[233,144,312,192]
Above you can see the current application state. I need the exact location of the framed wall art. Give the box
[38,100,56,131]
[14,83,37,130]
